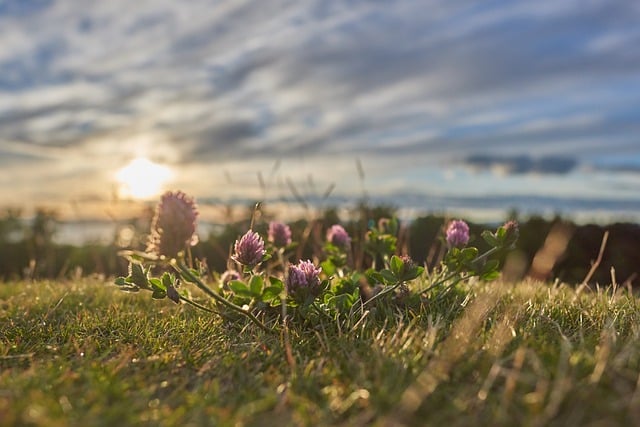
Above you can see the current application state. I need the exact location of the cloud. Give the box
[463,154,578,175]
[0,0,639,211]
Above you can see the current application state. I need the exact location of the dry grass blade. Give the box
[580,230,609,287]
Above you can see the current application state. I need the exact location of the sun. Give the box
[115,157,173,200]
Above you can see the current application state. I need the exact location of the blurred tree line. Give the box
[0,205,638,287]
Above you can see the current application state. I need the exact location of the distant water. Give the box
[55,221,117,246]
[50,194,640,245]
[54,221,224,246]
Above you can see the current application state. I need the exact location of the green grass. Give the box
[2,278,640,426]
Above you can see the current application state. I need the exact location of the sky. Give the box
[1,0,640,224]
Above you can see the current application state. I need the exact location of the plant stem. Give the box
[172,260,274,334]
[421,246,502,295]
[421,271,460,294]
[178,295,217,313]
[474,246,500,264]
[360,281,403,311]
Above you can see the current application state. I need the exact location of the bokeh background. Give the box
[1,0,639,243]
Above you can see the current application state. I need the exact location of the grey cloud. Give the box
[594,163,640,175]
[463,154,578,175]
[0,0,639,205]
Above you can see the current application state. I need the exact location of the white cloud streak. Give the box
[0,0,639,215]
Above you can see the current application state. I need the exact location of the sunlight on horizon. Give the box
[115,157,173,200]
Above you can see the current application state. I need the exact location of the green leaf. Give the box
[149,278,166,292]
[390,255,403,277]
[269,277,284,290]
[114,276,130,286]
[320,259,337,277]
[249,275,264,296]
[228,280,253,297]
[481,230,499,247]
[380,269,397,285]
[481,270,501,281]
[114,277,140,292]
[366,270,385,284]
[262,286,283,302]
[496,226,507,240]
[128,263,150,289]
[161,272,174,289]
[151,289,167,299]
[483,259,500,273]
[402,265,424,282]
[460,247,479,261]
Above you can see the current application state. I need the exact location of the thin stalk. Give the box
[421,270,460,294]
[474,246,501,264]
[421,246,502,295]
[178,295,217,313]
[172,259,274,334]
[359,281,403,311]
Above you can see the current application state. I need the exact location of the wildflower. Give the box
[147,191,198,258]
[286,259,322,302]
[268,221,292,248]
[327,224,351,248]
[232,230,266,267]
[446,219,470,248]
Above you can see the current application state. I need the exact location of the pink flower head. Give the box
[327,224,351,248]
[446,219,470,248]
[232,230,266,267]
[268,221,292,248]
[147,191,198,258]
[286,259,322,302]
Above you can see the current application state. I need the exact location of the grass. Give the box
[1,277,640,426]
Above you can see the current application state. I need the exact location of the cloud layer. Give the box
[1,0,639,217]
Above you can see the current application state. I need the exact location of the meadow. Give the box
[2,276,640,426]
[2,192,640,426]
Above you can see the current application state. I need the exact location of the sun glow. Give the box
[115,157,173,200]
